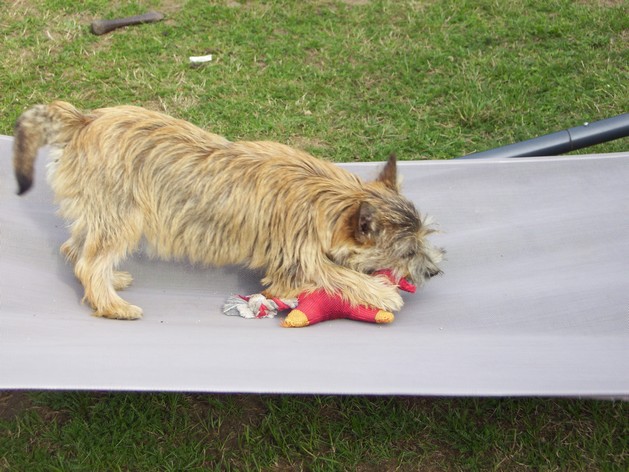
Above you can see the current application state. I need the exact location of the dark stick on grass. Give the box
[90,11,164,36]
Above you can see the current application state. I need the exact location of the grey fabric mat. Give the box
[1,134,627,396]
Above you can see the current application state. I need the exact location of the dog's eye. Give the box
[403,250,417,259]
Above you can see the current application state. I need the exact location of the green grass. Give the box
[1,0,627,159]
[1,0,628,470]
[1,392,628,471]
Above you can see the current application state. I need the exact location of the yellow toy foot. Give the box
[375,310,394,324]
[281,309,310,328]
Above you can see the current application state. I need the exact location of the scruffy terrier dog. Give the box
[13,101,443,320]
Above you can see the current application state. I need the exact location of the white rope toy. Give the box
[223,293,298,319]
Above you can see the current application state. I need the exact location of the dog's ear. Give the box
[376,153,399,192]
[354,201,378,243]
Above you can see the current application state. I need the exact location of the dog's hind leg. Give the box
[73,213,143,320]
[112,271,134,291]
[61,222,134,292]
[60,223,86,265]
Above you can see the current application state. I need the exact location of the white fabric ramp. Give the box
[1,134,628,396]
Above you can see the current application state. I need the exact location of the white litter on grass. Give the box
[189,54,213,63]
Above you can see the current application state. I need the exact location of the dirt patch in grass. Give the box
[305,48,326,70]
[577,0,626,7]
[0,391,69,424]
[340,0,371,5]
[188,393,268,449]
[159,0,184,15]
[288,136,329,152]
[0,391,32,421]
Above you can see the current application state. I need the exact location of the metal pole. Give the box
[458,113,629,159]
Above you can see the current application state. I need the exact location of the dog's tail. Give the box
[13,101,91,195]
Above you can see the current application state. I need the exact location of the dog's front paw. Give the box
[349,284,404,312]
[376,290,404,312]
[357,276,404,312]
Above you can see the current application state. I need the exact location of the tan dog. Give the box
[13,101,443,320]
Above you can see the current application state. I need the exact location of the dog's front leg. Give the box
[318,264,404,312]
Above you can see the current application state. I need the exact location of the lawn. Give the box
[1,0,628,470]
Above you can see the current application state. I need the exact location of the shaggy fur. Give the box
[13,101,443,320]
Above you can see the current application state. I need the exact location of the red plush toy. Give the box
[281,269,416,327]
[223,269,416,328]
